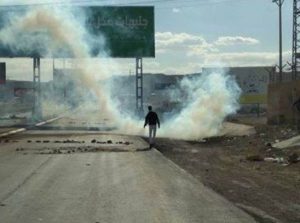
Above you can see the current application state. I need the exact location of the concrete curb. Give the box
[0,116,62,138]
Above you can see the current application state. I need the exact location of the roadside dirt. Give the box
[154,118,300,223]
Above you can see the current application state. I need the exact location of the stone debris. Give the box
[16,148,24,151]
[264,157,285,163]
[261,155,300,165]
[17,145,139,154]
[97,141,106,144]
[246,155,264,162]
[53,149,62,154]
[63,140,81,143]
[9,135,138,155]
[264,157,276,162]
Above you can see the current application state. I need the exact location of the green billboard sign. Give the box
[86,6,155,58]
[0,6,155,58]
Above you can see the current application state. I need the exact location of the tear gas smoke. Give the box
[160,72,241,140]
[0,6,119,122]
[0,6,241,140]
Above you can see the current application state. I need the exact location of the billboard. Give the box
[0,6,155,58]
[0,63,6,84]
[87,6,155,58]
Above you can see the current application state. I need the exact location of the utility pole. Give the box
[273,0,285,82]
[292,0,300,79]
[33,57,42,121]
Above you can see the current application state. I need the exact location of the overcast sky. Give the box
[0,0,294,80]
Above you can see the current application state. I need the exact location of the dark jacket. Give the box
[144,111,160,127]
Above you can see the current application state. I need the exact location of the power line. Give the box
[156,0,249,9]
[77,0,248,6]
[0,0,250,7]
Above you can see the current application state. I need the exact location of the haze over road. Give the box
[0,131,256,223]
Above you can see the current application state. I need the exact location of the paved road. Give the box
[0,131,256,223]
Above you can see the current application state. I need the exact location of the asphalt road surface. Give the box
[0,131,257,223]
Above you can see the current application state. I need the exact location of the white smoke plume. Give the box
[0,6,241,140]
[159,72,241,140]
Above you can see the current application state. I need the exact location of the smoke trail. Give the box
[0,6,119,122]
[159,72,241,140]
[0,6,241,140]
[108,70,241,140]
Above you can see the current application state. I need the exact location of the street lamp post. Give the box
[273,0,285,82]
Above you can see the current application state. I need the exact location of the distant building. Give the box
[203,66,273,115]
[0,80,34,101]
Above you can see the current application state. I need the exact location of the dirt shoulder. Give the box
[154,121,300,223]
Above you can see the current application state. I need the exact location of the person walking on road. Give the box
[144,106,160,148]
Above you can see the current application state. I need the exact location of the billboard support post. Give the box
[32,57,42,121]
[136,57,144,117]
[0,63,6,84]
